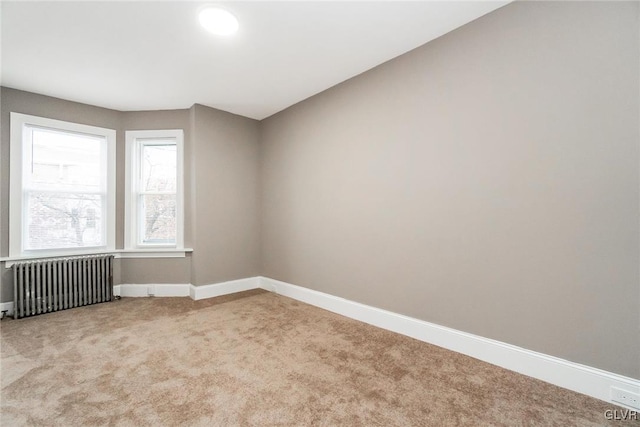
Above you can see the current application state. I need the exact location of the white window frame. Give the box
[125,129,184,251]
[9,112,116,258]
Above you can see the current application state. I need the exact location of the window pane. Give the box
[25,192,103,250]
[141,144,176,192]
[141,194,176,244]
[30,127,104,191]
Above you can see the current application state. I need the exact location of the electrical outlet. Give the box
[611,387,640,410]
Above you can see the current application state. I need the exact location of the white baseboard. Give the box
[257,276,640,408]
[114,278,261,300]
[115,278,261,300]
[0,301,14,317]
[190,277,260,300]
[114,284,191,297]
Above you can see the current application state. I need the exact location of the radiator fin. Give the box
[12,254,114,319]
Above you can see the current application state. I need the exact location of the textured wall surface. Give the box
[260,2,640,377]
[120,109,193,285]
[0,88,123,301]
[0,93,261,292]
[189,105,261,285]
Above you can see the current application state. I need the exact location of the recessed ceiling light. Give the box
[199,7,239,36]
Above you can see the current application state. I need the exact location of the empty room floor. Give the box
[0,290,634,426]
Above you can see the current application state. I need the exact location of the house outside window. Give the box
[9,113,116,257]
[125,129,184,250]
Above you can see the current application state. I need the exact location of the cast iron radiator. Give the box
[12,254,114,319]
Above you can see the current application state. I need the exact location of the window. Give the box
[125,130,184,250]
[9,113,116,257]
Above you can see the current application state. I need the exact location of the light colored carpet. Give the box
[0,289,636,426]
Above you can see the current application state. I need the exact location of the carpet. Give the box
[1,289,636,426]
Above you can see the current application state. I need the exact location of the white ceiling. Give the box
[1,1,509,120]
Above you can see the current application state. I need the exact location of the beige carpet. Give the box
[0,290,636,426]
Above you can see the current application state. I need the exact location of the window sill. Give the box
[1,248,193,267]
[118,248,193,259]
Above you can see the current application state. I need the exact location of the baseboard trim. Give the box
[258,276,640,407]
[114,284,191,297]
[190,277,260,300]
[0,301,14,317]
[115,278,261,300]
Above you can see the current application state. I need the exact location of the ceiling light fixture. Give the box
[199,7,239,36]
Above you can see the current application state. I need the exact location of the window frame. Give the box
[124,129,184,251]
[9,112,116,258]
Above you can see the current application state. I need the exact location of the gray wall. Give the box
[260,1,640,378]
[0,87,123,257]
[0,90,262,294]
[190,104,261,285]
[0,88,124,301]
[120,109,193,285]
